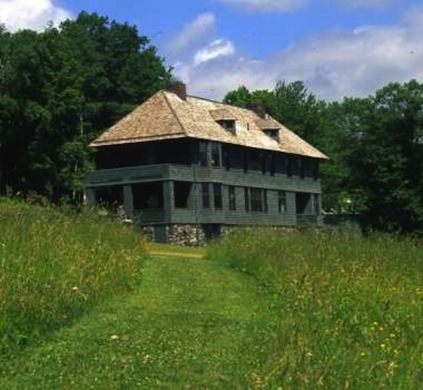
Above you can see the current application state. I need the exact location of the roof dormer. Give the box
[210,109,237,134]
[256,118,281,142]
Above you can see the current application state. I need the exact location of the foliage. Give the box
[224,81,423,233]
[346,81,423,232]
[207,229,423,388]
[0,12,172,203]
[0,201,146,353]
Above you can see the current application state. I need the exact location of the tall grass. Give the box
[0,201,146,353]
[207,229,423,388]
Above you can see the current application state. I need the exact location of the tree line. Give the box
[0,12,422,233]
[0,12,171,203]
[225,81,423,233]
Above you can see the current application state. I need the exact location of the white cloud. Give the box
[193,39,235,66]
[216,0,308,12]
[0,0,72,31]
[167,13,216,56]
[173,6,423,101]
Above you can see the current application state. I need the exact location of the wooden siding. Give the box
[86,163,321,226]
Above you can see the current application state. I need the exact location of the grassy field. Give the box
[1,204,422,388]
[207,229,423,388]
[0,256,277,388]
[0,200,146,354]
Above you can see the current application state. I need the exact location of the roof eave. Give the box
[89,133,187,148]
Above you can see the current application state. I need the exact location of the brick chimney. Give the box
[247,102,266,119]
[169,81,187,101]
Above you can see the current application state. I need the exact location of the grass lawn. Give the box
[147,243,206,258]
[0,256,276,388]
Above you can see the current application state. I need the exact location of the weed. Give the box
[207,229,423,388]
[0,202,146,353]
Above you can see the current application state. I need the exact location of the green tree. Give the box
[346,81,423,232]
[0,12,172,202]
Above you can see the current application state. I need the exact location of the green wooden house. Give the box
[85,83,328,244]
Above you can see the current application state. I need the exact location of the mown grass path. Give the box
[0,255,276,389]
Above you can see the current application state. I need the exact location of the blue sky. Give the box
[1,0,423,100]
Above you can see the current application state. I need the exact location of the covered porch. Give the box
[85,180,196,224]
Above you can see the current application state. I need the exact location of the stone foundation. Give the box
[167,225,206,246]
[140,224,206,246]
[140,224,296,246]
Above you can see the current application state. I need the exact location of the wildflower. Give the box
[110,335,119,340]
[380,343,386,349]
[72,286,79,292]
[387,361,398,376]
[143,354,151,364]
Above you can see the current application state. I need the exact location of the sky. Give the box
[1,0,423,100]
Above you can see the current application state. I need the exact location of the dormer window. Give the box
[264,129,280,142]
[218,119,236,133]
[210,109,237,135]
[256,118,281,142]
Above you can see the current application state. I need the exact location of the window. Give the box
[219,120,236,133]
[223,149,231,170]
[211,143,221,167]
[245,188,267,212]
[229,186,236,211]
[249,150,261,171]
[214,184,222,209]
[287,157,293,177]
[202,183,210,209]
[278,191,287,213]
[251,188,264,212]
[174,181,191,209]
[199,142,208,166]
[264,129,279,141]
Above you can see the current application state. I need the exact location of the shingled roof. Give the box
[90,90,328,160]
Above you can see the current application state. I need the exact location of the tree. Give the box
[0,12,172,202]
[346,81,423,232]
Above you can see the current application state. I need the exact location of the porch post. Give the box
[311,193,316,215]
[84,188,96,207]
[123,185,134,218]
[163,181,174,223]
